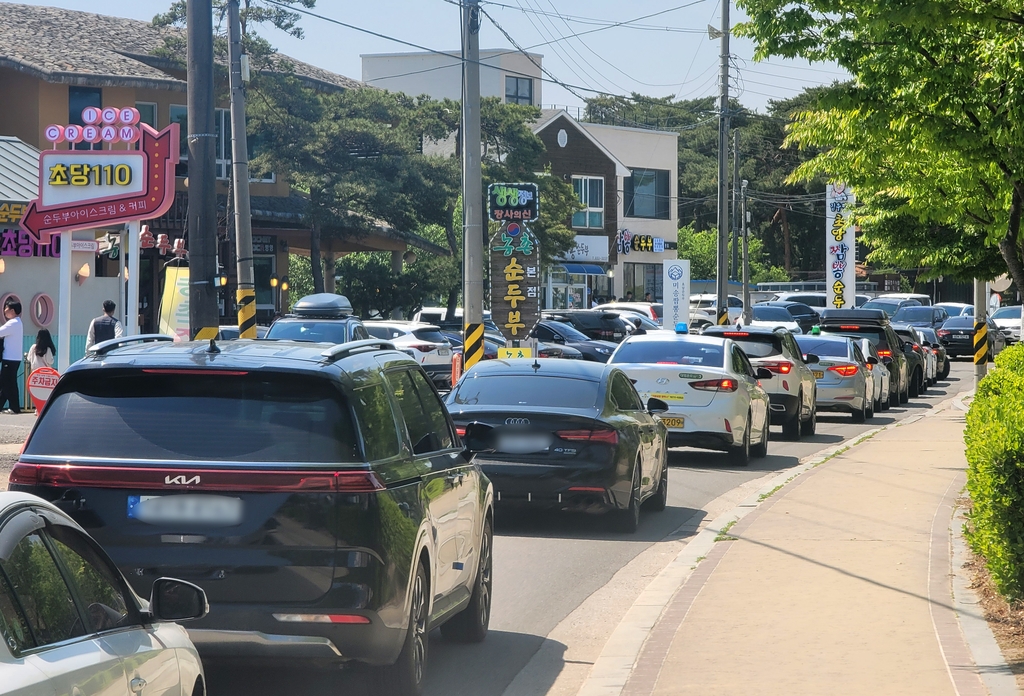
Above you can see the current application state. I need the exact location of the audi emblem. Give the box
[505,417,530,425]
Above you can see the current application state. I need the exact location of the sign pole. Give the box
[119,227,127,327]
[57,231,72,372]
[741,179,751,324]
[462,0,485,369]
[126,221,141,336]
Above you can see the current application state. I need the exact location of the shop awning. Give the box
[559,263,606,275]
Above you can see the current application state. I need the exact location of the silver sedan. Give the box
[795,334,876,422]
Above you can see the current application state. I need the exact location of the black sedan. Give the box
[938,315,1007,359]
[446,359,669,533]
[531,320,618,362]
[753,301,820,334]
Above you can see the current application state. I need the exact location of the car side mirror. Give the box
[867,356,878,365]
[149,578,208,622]
[755,367,774,379]
[804,353,820,364]
[903,341,915,352]
[461,422,495,454]
[882,356,893,365]
[647,397,669,414]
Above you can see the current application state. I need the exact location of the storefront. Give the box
[612,229,677,301]
[545,233,614,309]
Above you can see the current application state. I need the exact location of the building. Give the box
[0,2,446,342]
[362,50,543,106]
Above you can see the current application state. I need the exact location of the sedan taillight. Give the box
[828,365,859,377]
[759,360,793,374]
[556,429,619,444]
[689,378,738,392]
[408,344,435,353]
[937,329,950,338]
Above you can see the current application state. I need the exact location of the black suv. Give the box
[818,309,910,406]
[542,310,632,343]
[264,293,369,343]
[10,335,494,696]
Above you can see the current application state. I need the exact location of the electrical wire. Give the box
[475,0,709,33]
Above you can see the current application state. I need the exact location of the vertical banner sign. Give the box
[159,266,191,341]
[663,259,691,331]
[826,184,857,309]
[490,222,541,347]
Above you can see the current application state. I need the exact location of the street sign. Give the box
[490,221,541,343]
[488,183,539,223]
[663,259,690,331]
[19,120,180,244]
[497,347,533,359]
[27,367,60,414]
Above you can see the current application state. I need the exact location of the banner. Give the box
[159,266,190,341]
[490,221,541,344]
[826,184,856,310]
[663,259,690,331]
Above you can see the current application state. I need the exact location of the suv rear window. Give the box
[27,372,359,463]
[265,320,351,344]
[728,335,783,358]
[794,337,850,358]
[412,328,448,344]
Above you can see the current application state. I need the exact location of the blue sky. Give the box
[27,0,849,112]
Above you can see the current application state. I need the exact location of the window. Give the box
[622,263,663,302]
[47,527,136,633]
[352,382,402,460]
[69,87,102,151]
[624,169,670,219]
[732,346,754,377]
[572,177,604,229]
[452,375,601,409]
[170,106,272,181]
[0,566,34,653]
[610,373,644,411]
[505,76,533,105]
[386,370,452,454]
[135,102,157,128]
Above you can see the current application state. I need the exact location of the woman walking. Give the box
[27,329,55,373]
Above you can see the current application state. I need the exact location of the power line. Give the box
[477,0,708,33]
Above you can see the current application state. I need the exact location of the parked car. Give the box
[891,305,949,330]
[938,315,1007,360]
[608,330,773,465]
[856,338,891,413]
[365,321,454,387]
[877,292,932,306]
[530,320,617,362]
[217,325,269,340]
[860,297,921,318]
[935,302,974,317]
[11,335,495,695]
[895,326,935,389]
[990,305,1023,343]
[413,307,502,336]
[766,292,871,314]
[593,302,664,325]
[0,492,208,696]
[890,325,929,396]
[794,334,876,422]
[690,294,743,325]
[703,326,818,439]
[753,301,820,334]
[817,309,909,407]
[917,327,950,380]
[542,310,633,343]
[264,293,370,343]
[739,304,805,334]
[445,332,581,362]
[446,360,669,532]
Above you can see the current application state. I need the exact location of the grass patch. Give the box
[813,445,849,468]
[758,485,784,502]
[714,519,738,542]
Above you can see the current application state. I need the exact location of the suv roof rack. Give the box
[320,339,396,363]
[87,334,175,356]
[292,293,354,318]
[820,309,889,325]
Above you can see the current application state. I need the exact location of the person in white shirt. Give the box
[0,299,24,414]
[26,329,55,373]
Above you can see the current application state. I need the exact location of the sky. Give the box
[21,0,850,113]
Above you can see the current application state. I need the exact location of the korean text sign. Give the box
[490,222,541,343]
[488,183,539,223]
[662,260,690,331]
[825,184,857,310]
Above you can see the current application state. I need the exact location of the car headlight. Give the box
[595,347,612,354]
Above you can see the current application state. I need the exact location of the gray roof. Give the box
[0,3,361,92]
[0,136,39,203]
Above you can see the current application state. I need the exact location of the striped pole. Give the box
[237,289,257,339]
[463,323,485,370]
[973,320,988,365]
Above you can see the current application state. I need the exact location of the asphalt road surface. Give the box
[197,362,977,696]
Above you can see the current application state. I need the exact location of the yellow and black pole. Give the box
[717,308,730,325]
[463,322,485,371]
[974,278,988,387]
[973,320,988,366]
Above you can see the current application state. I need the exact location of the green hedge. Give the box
[965,343,1024,599]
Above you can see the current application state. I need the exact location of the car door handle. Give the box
[130,677,147,694]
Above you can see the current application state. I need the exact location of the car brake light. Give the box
[141,369,249,376]
[408,344,435,353]
[650,308,659,320]
[760,360,792,374]
[273,613,371,624]
[456,426,467,437]
[568,486,606,493]
[839,325,862,330]
[689,378,738,392]
[828,365,859,377]
[877,349,892,357]
[556,429,619,444]
[913,344,920,351]
[723,331,749,337]
[937,329,950,338]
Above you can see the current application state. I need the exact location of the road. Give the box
[203,361,976,696]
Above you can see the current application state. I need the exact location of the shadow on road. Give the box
[494,503,705,542]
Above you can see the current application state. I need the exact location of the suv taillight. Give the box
[408,344,435,353]
[877,349,892,358]
[759,360,793,374]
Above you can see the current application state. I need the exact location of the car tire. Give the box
[615,462,642,533]
[729,420,751,467]
[783,394,802,440]
[890,382,900,408]
[800,404,817,436]
[375,562,429,696]
[866,395,874,419]
[646,452,669,512]
[940,360,950,380]
[752,417,769,458]
[852,401,867,423]
[440,519,492,644]
[908,370,920,398]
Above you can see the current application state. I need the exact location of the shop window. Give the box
[69,87,102,151]
[572,177,604,229]
[623,262,663,302]
[135,102,157,128]
[624,168,670,219]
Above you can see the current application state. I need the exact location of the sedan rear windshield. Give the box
[26,371,359,463]
[451,375,600,409]
[892,307,934,322]
[819,325,890,350]
[729,336,783,358]
[265,320,348,344]
[794,337,850,358]
[751,306,793,322]
[610,341,725,367]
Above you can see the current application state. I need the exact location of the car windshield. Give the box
[752,306,793,322]
[795,337,850,358]
[610,340,725,367]
[861,300,902,317]
[944,316,976,328]
[892,307,935,322]
[265,320,348,344]
[27,371,359,462]
[818,325,889,349]
[451,375,600,408]
[992,306,1023,319]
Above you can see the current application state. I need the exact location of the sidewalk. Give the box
[614,401,1002,696]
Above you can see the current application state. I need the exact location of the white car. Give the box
[935,302,973,318]
[608,330,772,465]
[0,492,207,696]
[593,302,663,325]
[737,304,804,334]
[877,292,932,306]
[856,337,891,413]
[794,334,875,422]
[690,294,743,325]
[990,305,1023,343]
[704,326,818,439]
[364,321,454,387]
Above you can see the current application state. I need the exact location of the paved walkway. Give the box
[618,401,994,696]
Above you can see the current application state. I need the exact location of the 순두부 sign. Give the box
[826,184,857,310]
[490,222,541,343]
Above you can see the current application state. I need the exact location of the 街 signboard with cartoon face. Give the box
[825,184,857,309]
[490,221,541,344]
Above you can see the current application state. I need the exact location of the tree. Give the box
[677,225,789,283]
[736,0,1024,289]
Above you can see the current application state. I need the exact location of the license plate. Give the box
[437,348,451,356]
[128,495,244,526]
[496,433,552,454]
[813,370,824,379]
[659,417,684,428]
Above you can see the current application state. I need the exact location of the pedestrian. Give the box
[644,292,653,303]
[625,291,634,302]
[26,329,55,373]
[86,299,123,349]
[0,299,23,414]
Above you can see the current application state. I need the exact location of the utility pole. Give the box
[461,0,486,369]
[715,0,731,325]
[187,0,220,341]
[741,180,751,325]
[227,0,256,339]
[974,278,988,387]
[731,129,740,281]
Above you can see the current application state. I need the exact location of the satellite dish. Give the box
[990,274,1012,292]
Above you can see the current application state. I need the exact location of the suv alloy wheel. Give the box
[440,520,493,643]
[376,563,430,696]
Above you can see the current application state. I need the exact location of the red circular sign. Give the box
[28,367,60,414]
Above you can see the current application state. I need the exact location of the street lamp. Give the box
[280,275,290,292]
[270,274,280,312]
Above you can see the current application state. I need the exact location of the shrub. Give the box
[965,343,1024,599]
